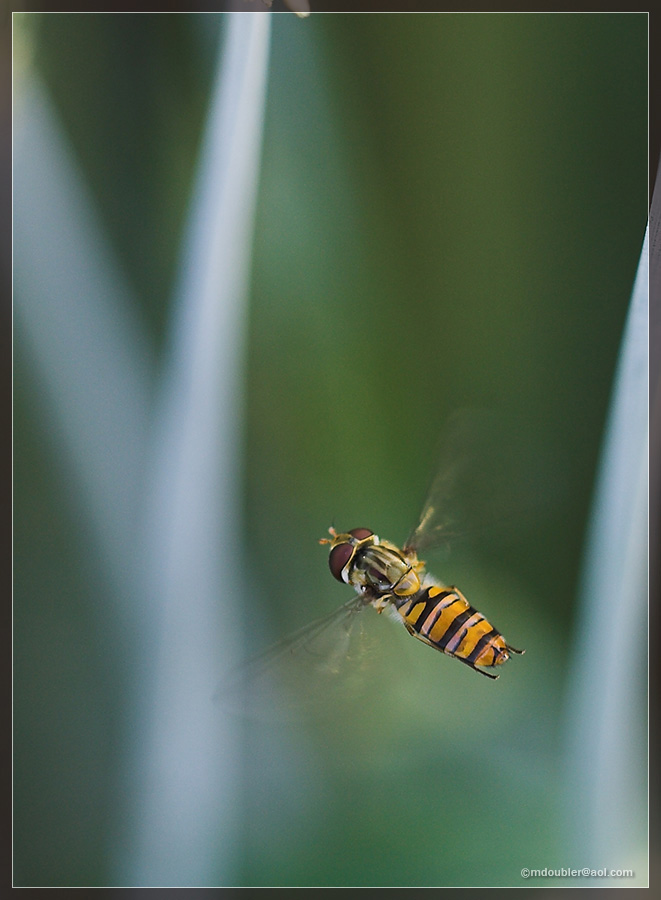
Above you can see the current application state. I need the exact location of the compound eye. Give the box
[328,542,353,581]
[349,528,373,540]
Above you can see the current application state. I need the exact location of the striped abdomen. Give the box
[394,583,513,678]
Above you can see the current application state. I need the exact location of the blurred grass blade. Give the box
[563,224,648,879]
[13,71,154,604]
[116,14,271,886]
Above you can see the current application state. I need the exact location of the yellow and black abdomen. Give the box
[395,584,515,679]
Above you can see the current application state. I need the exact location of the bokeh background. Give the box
[13,10,648,888]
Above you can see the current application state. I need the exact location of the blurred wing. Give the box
[404,410,490,554]
[404,407,549,556]
[218,592,377,721]
[404,460,459,554]
[242,593,369,675]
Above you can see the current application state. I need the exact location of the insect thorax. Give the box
[351,540,422,597]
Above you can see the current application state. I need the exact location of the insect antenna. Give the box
[319,525,337,545]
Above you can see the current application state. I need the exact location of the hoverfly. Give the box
[230,417,524,719]
[313,416,525,681]
[318,522,524,681]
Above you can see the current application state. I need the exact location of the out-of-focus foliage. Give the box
[14,12,647,887]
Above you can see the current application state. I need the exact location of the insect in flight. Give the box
[312,414,527,680]
[233,423,525,710]
[318,519,524,680]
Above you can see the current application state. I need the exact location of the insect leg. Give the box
[372,592,395,614]
[455,655,500,680]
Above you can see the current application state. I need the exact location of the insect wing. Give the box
[404,460,459,555]
[404,417,481,554]
[219,593,374,720]
[405,408,516,555]
[405,408,543,557]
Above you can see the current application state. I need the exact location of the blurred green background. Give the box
[14,11,647,888]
